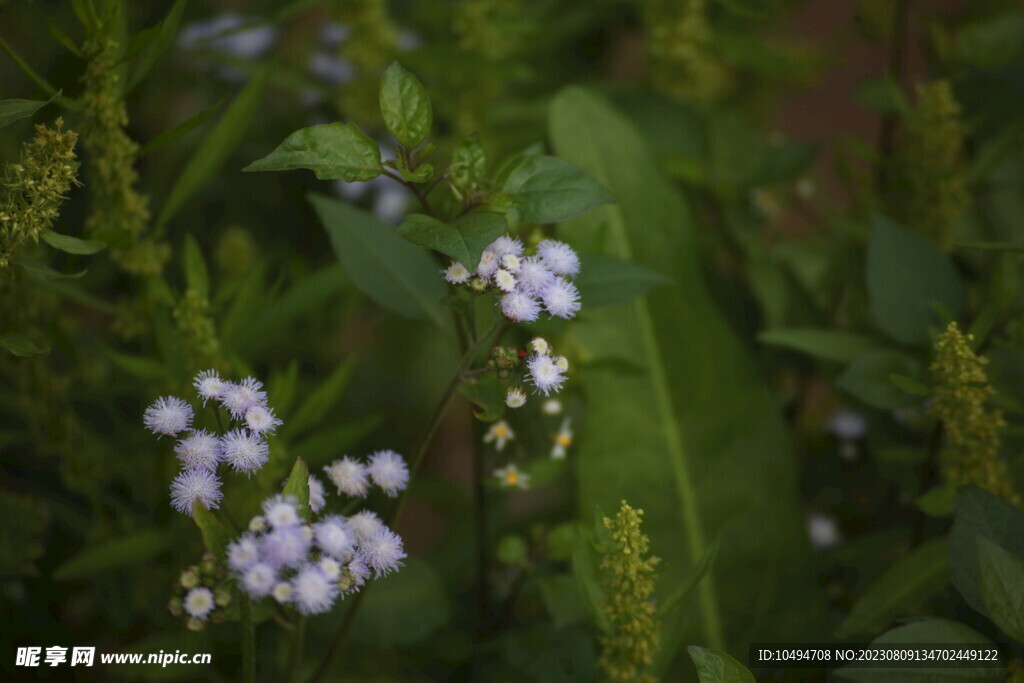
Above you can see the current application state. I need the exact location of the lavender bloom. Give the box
[144,396,194,437]
[541,277,581,319]
[242,562,276,597]
[260,525,311,570]
[245,405,282,435]
[170,469,223,516]
[367,450,409,497]
[346,510,385,544]
[527,354,566,395]
[537,239,580,277]
[500,291,541,322]
[360,527,407,577]
[314,516,355,560]
[193,369,226,404]
[308,475,326,513]
[174,430,222,472]
[227,534,260,573]
[220,377,267,419]
[292,564,338,615]
[324,457,370,497]
[184,587,215,620]
[516,257,555,296]
[262,495,301,528]
[221,429,270,474]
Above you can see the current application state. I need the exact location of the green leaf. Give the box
[53,530,174,580]
[243,122,382,182]
[128,0,189,90]
[309,193,448,328]
[834,618,1002,683]
[0,93,57,128]
[951,487,1024,620]
[853,77,909,115]
[687,646,756,683]
[351,559,451,647]
[835,537,950,638]
[758,328,883,364]
[282,457,310,517]
[866,214,964,345]
[836,350,924,410]
[379,62,432,149]
[978,536,1024,643]
[156,65,271,231]
[192,502,232,558]
[396,212,507,271]
[48,23,83,58]
[40,230,105,255]
[139,95,227,156]
[0,335,48,357]
[284,358,356,437]
[538,574,588,629]
[15,259,86,280]
[956,11,1024,69]
[182,234,209,298]
[450,132,487,189]
[574,252,673,308]
[658,538,719,618]
[955,241,1024,253]
[458,374,506,422]
[572,523,609,633]
[916,483,958,517]
[500,154,614,225]
[289,415,384,468]
[550,87,824,664]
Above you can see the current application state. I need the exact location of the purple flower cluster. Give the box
[323,450,410,499]
[228,496,406,615]
[443,236,582,323]
[144,370,282,516]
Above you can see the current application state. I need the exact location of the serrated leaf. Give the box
[40,230,105,255]
[758,328,882,364]
[156,64,271,231]
[282,457,310,518]
[867,214,964,345]
[451,132,487,189]
[951,487,1024,620]
[243,122,382,182]
[193,502,232,558]
[458,374,506,421]
[500,154,614,225]
[309,193,447,328]
[978,536,1024,643]
[574,252,672,308]
[53,530,174,580]
[379,62,432,148]
[396,212,507,271]
[688,646,756,683]
[835,537,950,638]
[0,335,48,356]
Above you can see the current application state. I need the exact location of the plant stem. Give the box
[382,168,438,218]
[286,616,305,683]
[239,594,256,683]
[310,319,507,682]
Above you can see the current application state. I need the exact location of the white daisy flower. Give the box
[494,464,530,489]
[552,418,573,459]
[483,420,515,451]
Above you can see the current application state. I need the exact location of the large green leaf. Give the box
[866,214,964,345]
[550,87,823,666]
[396,212,507,271]
[687,646,755,683]
[978,536,1024,643]
[836,349,925,410]
[309,193,447,328]
[499,154,614,225]
[379,62,432,148]
[0,93,56,128]
[243,122,382,182]
[834,618,1003,683]
[835,537,950,638]
[950,486,1024,619]
[156,65,271,231]
[53,530,174,580]
[758,328,882,364]
[575,252,673,308]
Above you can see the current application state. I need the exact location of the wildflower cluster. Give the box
[143,370,281,515]
[931,323,1018,504]
[443,236,581,323]
[168,552,232,631]
[486,406,574,490]
[228,494,405,615]
[598,501,661,683]
[0,119,79,270]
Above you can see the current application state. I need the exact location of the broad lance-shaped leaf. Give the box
[687,646,755,683]
[282,457,310,517]
[244,122,383,182]
[0,335,48,357]
[397,212,507,271]
[499,153,614,225]
[40,230,105,255]
[550,87,824,667]
[379,62,432,149]
[978,536,1024,643]
[193,503,232,558]
[835,536,949,638]
[309,193,448,329]
[0,93,58,128]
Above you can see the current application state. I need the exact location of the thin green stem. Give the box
[286,616,305,683]
[239,593,255,683]
[310,319,508,682]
